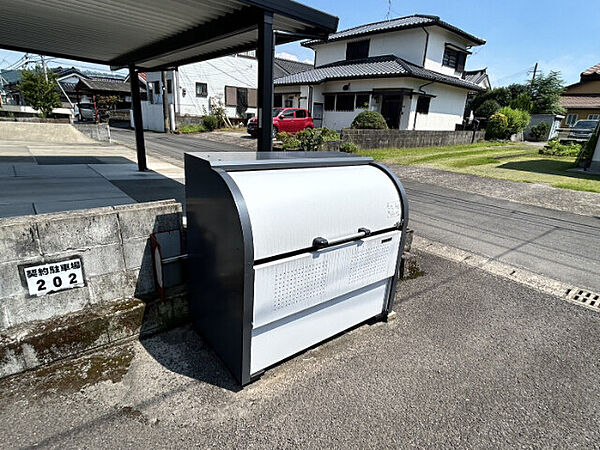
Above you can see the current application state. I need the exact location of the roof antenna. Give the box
[386,0,392,19]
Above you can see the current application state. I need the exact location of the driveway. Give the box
[110,127,253,167]
[2,251,599,448]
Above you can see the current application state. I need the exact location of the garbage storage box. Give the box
[185,152,408,385]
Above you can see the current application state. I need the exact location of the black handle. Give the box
[312,228,371,249]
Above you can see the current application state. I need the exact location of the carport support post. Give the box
[257,11,274,152]
[129,64,147,171]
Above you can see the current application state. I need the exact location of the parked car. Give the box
[561,119,599,144]
[247,108,314,138]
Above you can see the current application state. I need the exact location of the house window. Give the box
[416,96,431,114]
[346,40,370,61]
[336,94,355,111]
[224,86,257,108]
[195,82,207,97]
[274,94,283,108]
[442,46,467,72]
[565,114,578,126]
[588,114,600,120]
[356,94,370,109]
[284,96,294,107]
[324,94,335,111]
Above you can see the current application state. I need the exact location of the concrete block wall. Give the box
[72,123,111,142]
[0,200,183,331]
[341,129,486,149]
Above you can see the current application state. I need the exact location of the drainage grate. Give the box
[566,288,600,312]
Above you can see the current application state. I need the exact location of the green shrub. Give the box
[340,142,359,153]
[474,99,500,119]
[497,106,531,136]
[296,128,323,151]
[486,113,509,139]
[576,124,600,164]
[509,93,533,112]
[320,127,340,142]
[350,110,387,129]
[539,140,581,157]
[528,122,550,142]
[178,124,206,133]
[202,114,219,131]
[277,132,301,150]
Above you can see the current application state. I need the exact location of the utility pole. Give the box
[161,71,170,133]
[531,62,538,84]
[41,54,48,82]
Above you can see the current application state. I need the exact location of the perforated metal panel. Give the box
[252,230,400,332]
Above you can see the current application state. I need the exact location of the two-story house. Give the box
[560,63,600,127]
[274,14,486,131]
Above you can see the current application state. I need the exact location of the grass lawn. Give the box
[359,142,600,193]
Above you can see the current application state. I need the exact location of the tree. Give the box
[509,93,533,112]
[529,71,565,115]
[474,99,500,118]
[18,66,61,118]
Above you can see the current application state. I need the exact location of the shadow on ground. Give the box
[498,159,599,180]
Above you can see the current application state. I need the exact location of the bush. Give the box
[486,113,509,139]
[178,124,206,133]
[340,142,359,153]
[277,132,301,150]
[497,106,530,136]
[351,110,388,129]
[202,114,219,131]
[539,140,581,157]
[320,127,340,142]
[296,128,323,151]
[509,93,533,112]
[528,122,550,142]
[474,99,500,119]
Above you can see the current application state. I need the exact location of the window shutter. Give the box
[225,86,237,106]
[248,88,258,108]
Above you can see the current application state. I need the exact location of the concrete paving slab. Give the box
[0,164,15,177]
[34,196,136,215]
[13,164,98,178]
[89,164,184,180]
[0,202,35,218]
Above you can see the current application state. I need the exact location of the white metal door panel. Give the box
[229,166,401,260]
[253,230,401,329]
[250,279,388,374]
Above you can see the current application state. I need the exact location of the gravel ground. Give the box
[390,164,600,217]
[1,251,599,449]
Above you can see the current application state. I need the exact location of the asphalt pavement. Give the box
[1,251,599,448]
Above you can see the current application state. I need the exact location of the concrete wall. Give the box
[0,122,96,143]
[72,123,111,142]
[0,200,183,330]
[342,129,485,149]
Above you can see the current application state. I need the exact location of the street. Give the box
[112,128,600,293]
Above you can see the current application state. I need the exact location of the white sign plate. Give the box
[24,258,85,296]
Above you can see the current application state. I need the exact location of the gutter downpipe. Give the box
[421,27,430,67]
[413,81,434,130]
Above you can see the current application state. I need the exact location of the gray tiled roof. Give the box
[464,69,488,86]
[274,57,313,79]
[274,55,485,91]
[304,14,485,47]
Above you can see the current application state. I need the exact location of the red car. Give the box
[247,107,314,138]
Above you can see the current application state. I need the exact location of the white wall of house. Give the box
[303,77,468,131]
[145,55,258,124]
[311,25,471,72]
[424,27,471,76]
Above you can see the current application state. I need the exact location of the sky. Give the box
[1,0,599,87]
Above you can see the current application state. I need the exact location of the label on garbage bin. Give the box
[22,258,85,296]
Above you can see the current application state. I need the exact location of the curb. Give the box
[412,235,600,313]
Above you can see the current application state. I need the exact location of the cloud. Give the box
[275,52,299,62]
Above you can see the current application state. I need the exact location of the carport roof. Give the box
[0,0,338,70]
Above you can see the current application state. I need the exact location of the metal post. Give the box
[257,11,274,152]
[161,70,170,133]
[129,64,147,171]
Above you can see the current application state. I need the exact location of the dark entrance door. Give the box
[380,95,403,129]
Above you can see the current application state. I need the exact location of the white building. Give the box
[140,54,312,132]
[274,14,486,131]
